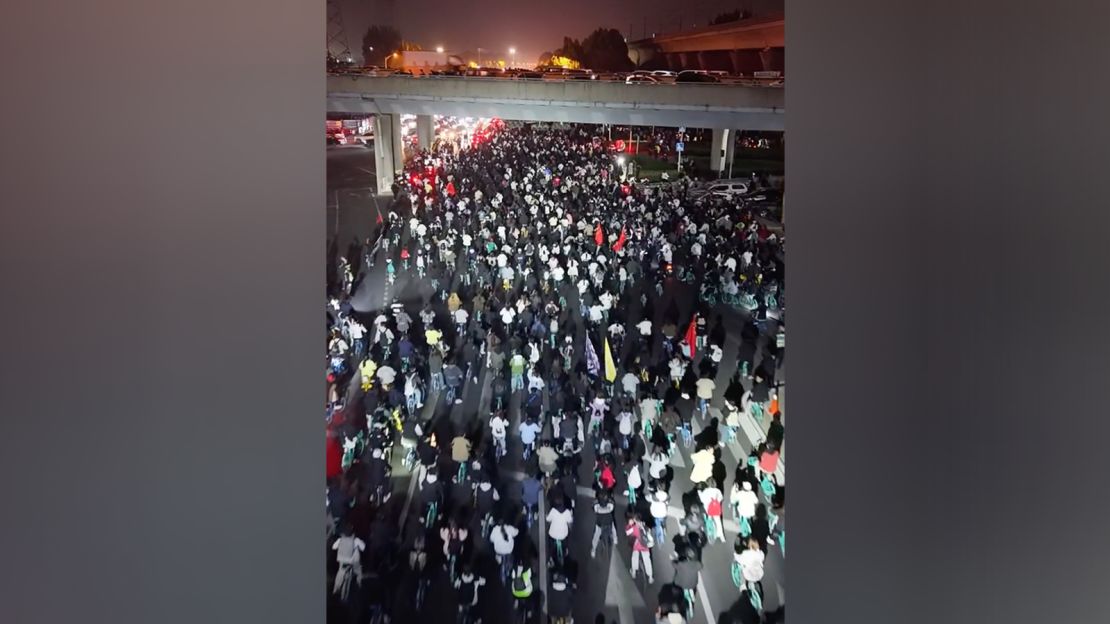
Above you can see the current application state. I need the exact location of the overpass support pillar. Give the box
[416,114,434,152]
[725,129,737,177]
[711,128,730,176]
[759,47,774,71]
[696,51,708,71]
[373,113,403,195]
[728,50,742,75]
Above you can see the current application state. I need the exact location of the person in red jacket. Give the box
[326,431,343,481]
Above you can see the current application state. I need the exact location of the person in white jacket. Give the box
[698,482,727,543]
[731,480,760,528]
[689,447,716,484]
[649,488,670,544]
[735,537,765,599]
[331,529,366,594]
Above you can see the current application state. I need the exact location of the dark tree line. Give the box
[361,25,401,66]
[711,8,754,25]
[548,28,634,72]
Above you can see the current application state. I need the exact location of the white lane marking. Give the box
[538,486,548,616]
[697,571,717,624]
[604,537,645,623]
[397,462,421,528]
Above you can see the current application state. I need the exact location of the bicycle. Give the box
[414,574,430,610]
[334,563,356,603]
[497,552,514,585]
[456,602,477,624]
[423,501,439,527]
[680,423,693,448]
[683,588,697,621]
[594,524,616,560]
[514,595,535,624]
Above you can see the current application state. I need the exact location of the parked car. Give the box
[693,179,751,199]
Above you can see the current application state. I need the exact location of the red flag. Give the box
[612,227,628,252]
[685,317,698,360]
[375,211,383,225]
[594,223,604,247]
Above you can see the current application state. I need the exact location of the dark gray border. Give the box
[788,0,1110,622]
[4,0,1110,623]
[0,1,322,623]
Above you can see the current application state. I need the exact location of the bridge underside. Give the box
[326,94,783,132]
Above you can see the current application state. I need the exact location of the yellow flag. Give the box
[604,337,617,383]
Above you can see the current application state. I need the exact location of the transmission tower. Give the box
[326,0,352,62]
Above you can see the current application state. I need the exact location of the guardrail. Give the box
[325,71,783,88]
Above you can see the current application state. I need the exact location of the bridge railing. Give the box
[325,70,782,88]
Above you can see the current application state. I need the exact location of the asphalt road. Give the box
[327,145,384,245]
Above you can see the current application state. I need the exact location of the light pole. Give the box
[509,47,516,68]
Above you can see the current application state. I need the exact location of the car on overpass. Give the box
[676,70,721,83]
[626,74,662,84]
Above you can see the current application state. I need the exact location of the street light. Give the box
[436,46,444,53]
[509,47,516,67]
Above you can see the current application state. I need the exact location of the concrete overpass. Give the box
[627,13,784,74]
[326,74,783,193]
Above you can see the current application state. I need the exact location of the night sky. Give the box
[337,0,783,64]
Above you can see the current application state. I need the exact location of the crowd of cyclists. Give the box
[325,119,786,624]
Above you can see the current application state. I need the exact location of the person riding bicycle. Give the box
[365,447,392,504]
[454,563,487,622]
[698,481,727,543]
[591,489,618,557]
[510,561,535,616]
[519,415,541,460]
[331,525,365,595]
[625,511,656,583]
[546,493,573,565]
[536,439,559,485]
[656,583,689,624]
[596,454,618,495]
[520,470,542,527]
[451,431,472,480]
[547,571,576,623]
[489,411,509,459]
[671,546,703,619]
[735,536,766,606]
[408,532,428,576]
[418,469,443,525]
[473,478,500,536]
[490,518,519,578]
[440,516,470,574]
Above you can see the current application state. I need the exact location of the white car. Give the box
[695,180,751,200]
[625,74,661,84]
